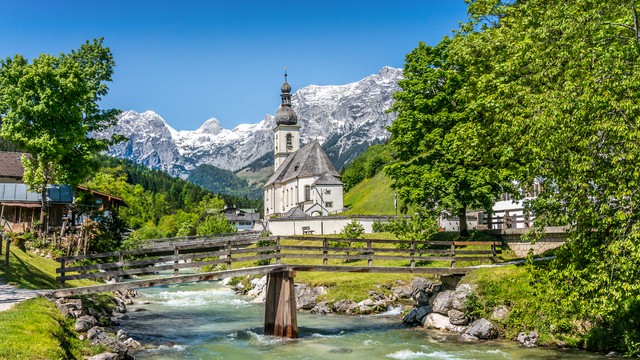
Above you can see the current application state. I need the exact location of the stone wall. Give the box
[494,226,567,257]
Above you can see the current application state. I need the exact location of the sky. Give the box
[1,1,469,131]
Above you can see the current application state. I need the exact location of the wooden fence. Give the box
[55,236,501,286]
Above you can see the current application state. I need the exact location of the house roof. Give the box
[264,141,340,187]
[76,186,127,207]
[0,183,73,204]
[0,152,26,179]
[224,212,260,222]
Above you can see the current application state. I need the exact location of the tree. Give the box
[451,0,640,353]
[386,39,507,235]
[0,38,121,231]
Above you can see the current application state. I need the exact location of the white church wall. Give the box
[267,216,398,236]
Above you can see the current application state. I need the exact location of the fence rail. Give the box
[55,235,502,286]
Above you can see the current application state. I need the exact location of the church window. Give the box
[304,185,310,201]
[286,133,293,150]
[324,189,331,195]
[326,201,333,208]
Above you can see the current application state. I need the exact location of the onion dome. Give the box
[275,70,298,125]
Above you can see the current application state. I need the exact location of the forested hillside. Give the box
[187,164,262,200]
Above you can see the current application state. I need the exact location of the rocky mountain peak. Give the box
[96,67,403,178]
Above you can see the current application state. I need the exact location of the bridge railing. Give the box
[55,236,501,286]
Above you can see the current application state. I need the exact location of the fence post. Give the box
[4,236,10,267]
[410,240,415,268]
[491,242,497,262]
[59,258,66,288]
[450,242,456,268]
[367,240,372,267]
[226,240,232,270]
[174,247,179,276]
[323,238,328,266]
[117,251,124,283]
[275,236,281,264]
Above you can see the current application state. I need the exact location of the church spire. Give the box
[276,68,297,125]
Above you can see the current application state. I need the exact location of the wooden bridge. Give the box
[49,233,501,338]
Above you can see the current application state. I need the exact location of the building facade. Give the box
[264,74,344,218]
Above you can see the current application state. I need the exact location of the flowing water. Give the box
[120,281,608,360]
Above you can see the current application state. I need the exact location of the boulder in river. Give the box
[516,331,539,347]
[463,318,499,340]
[431,290,454,315]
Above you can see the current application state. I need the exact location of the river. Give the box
[120,281,608,360]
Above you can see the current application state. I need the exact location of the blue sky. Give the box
[1,1,468,130]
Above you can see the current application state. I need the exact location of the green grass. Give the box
[343,171,397,215]
[0,247,98,289]
[0,297,100,359]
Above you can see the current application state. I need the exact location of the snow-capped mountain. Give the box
[97,66,402,177]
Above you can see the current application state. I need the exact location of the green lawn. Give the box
[0,246,98,289]
[0,297,101,359]
[343,171,398,215]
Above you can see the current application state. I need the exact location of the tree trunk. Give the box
[459,206,469,237]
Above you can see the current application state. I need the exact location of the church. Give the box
[263,74,344,218]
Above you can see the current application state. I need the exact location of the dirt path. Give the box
[0,280,44,311]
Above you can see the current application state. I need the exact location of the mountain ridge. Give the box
[95,66,402,179]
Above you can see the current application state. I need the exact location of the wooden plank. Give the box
[289,265,470,275]
[49,265,287,298]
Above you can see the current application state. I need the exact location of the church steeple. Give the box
[275,69,297,125]
[273,69,300,171]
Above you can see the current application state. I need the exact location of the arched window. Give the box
[304,185,310,202]
[286,133,293,150]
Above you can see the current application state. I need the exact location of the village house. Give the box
[0,151,125,233]
[221,206,260,231]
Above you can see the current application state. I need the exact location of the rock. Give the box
[311,301,332,315]
[460,333,479,342]
[440,275,462,290]
[410,277,434,294]
[392,285,412,299]
[91,331,128,357]
[464,318,499,340]
[87,326,104,340]
[123,337,142,349]
[134,308,147,312]
[358,299,375,307]
[117,329,128,340]
[451,290,471,311]
[359,305,373,314]
[79,335,85,341]
[295,284,327,310]
[402,308,418,324]
[422,313,467,333]
[431,290,454,315]
[247,276,267,297]
[516,331,539,348]
[448,309,469,326]
[88,353,119,360]
[333,300,358,314]
[221,277,232,285]
[491,306,510,322]
[415,306,433,324]
[75,315,97,332]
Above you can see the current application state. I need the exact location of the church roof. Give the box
[313,172,343,186]
[264,141,340,187]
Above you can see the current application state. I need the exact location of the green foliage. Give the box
[386,39,508,235]
[445,0,640,354]
[341,219,365,239]
[255,239,276,266]
[341,143,391,192]
[0,38,122,203]
[388,210,439,243]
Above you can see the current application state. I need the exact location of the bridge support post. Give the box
[264,270,298,339]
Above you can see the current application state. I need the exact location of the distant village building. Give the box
[264,73,344,218]
[222,206,260,231]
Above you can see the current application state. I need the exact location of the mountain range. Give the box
[96,66,403,193]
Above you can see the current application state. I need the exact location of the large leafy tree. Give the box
[0,38,121,230]
[452,0,640,353]
[386,39,508,235]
